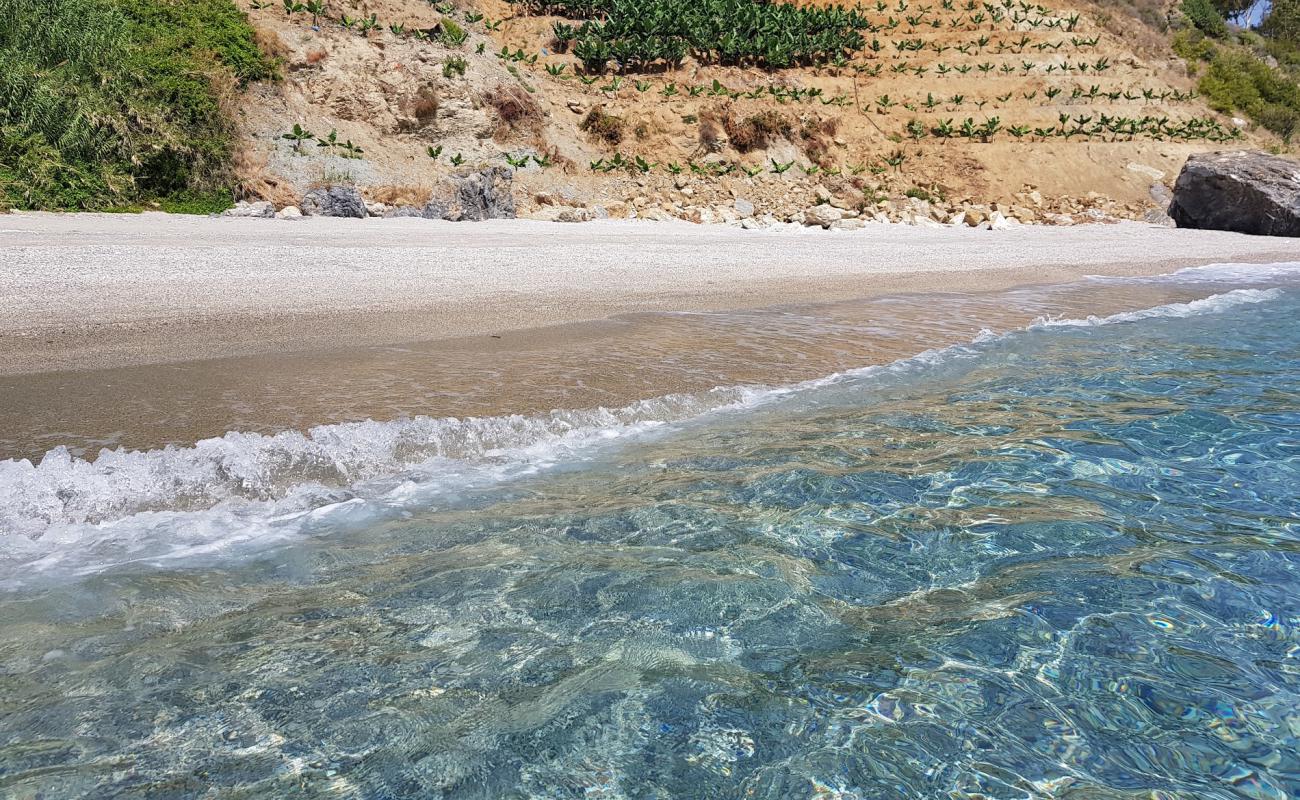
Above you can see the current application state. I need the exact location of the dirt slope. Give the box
[233,0,1268,223]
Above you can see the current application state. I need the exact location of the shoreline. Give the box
[5,213,1300,376]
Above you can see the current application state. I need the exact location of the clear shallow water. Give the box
[1,265,1299,798]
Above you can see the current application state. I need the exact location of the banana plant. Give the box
[450,153,465,166]
[769,159,795,175]
[281,124,314,154]
[426,145,443,159]
[504,152,531,169]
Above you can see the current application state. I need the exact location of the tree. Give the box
[1263,0,1300,44]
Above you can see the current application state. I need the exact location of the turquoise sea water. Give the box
[1,265,1298,799]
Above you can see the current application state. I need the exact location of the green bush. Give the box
[1199,47,1300,141]
[513,0,870,71]
[1182,0,1229,37]
[0,0,275,211]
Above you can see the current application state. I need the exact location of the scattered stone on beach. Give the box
[533,206,595,223]
[1169,150,1300,236]
[803,204,844,229]
[276,206,302,219]
[222,201,274,218]
[734,198,755,218]
[301,186,366,218]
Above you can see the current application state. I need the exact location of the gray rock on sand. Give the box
[301,186,366,218]
[1169,150,1300,236]
[454,166,516,221]
[421,167,517,221]
[276,206,302,219]
[222,201,274,218]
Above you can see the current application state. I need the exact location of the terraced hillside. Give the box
[233,0,1273,220]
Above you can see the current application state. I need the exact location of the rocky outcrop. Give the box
[1169,151,1300,236]
[300,186,366,218]
[418,167,517,222]
[454,166,516,221]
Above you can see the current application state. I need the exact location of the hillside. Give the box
[230,0,1266,223]
[3,0,1292,222]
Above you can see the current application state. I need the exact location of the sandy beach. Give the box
[5,212,1300,376]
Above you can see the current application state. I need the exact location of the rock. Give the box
[962,207,986,227]
[1143,208,1176,227]
[1169,151,1300,236]
[534,192,559,206]
[988,211,1010,230]
[364,201,388,217]
[740,217,766,230]
[803,203,844,229]
[422,200,452,220]
[383,206,424,218]
[830,218,866,231]
[913,215,944,229]
[301,186,365,218]
[946,212,965,226]
[275,205,302,219]
[1126,162,1166,182]
[453,166,515,221]
[533,206,595,223]
[223,200,274,218]
[1149,182,1172,206]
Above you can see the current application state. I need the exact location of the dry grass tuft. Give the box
[232,146,299,207]
[580,106,625,144]
[368,185,433,206]
[723,109,791,152]
[409,85,439,126]
[483,84,542,137]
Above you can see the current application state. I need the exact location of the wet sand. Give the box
[4,212,1300,376]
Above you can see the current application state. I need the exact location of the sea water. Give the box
[0,264,1298,798]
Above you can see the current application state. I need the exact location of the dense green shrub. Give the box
[1199,46,1300,140]
[1182,0,1229,37]
[514,0,870,71]
[0,0,275,211]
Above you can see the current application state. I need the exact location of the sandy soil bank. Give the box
[3,212,1299,375]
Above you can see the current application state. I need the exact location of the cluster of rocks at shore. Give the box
[526,181,1162,230]
[223,167,516,221]
[223,161,1181,230]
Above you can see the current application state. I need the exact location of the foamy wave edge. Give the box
[0,286,1285,584]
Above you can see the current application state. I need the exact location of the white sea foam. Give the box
[0,285,1287,587]
[1030,287,1284,328]
[1087,260,1300,285]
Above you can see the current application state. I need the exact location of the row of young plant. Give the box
[542,71,1199,109]
[904,113,1241,140]
[584,152,911,175]
[860,34,1101,55]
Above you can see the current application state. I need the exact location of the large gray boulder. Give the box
[422,167,516,221]
[300,185,366,218]
[1169,151,1300,236]
[454,166,516,221]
